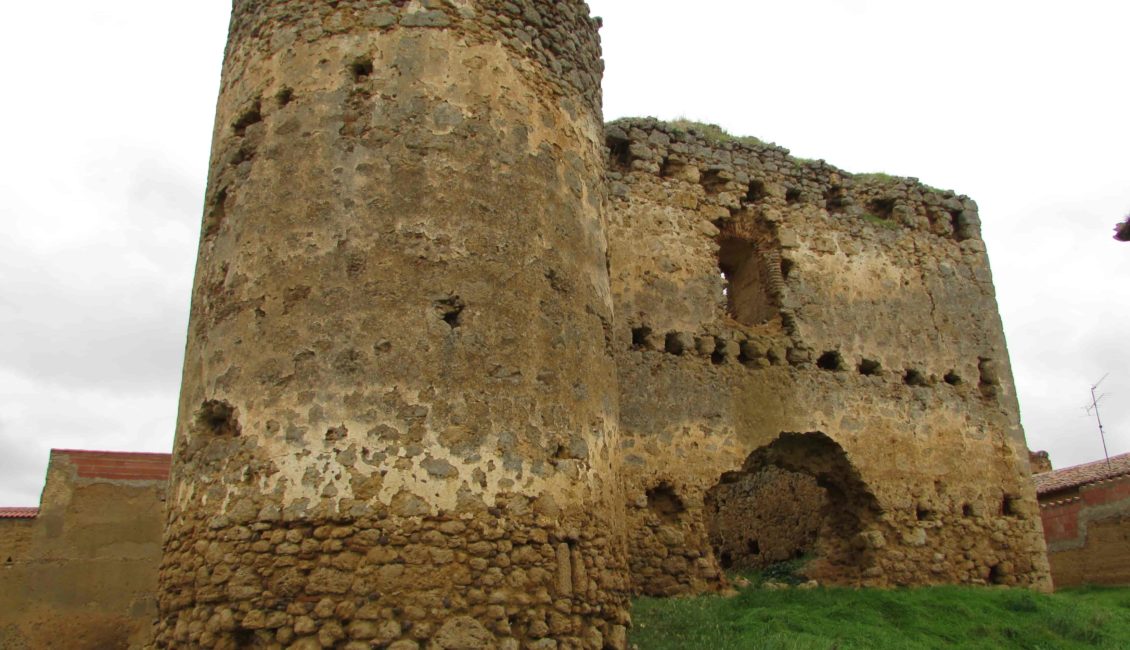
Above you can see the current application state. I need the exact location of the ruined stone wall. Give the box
[607,118,1051,593]
[1040,474,1130,587]
[0,450,168,649]
[705,466,825,571]
[157,2,629,649]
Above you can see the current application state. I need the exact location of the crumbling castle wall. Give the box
[156,2,629,649]
[0,450,169,649]
[606,118,1051,593]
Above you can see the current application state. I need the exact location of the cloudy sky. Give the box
[1,0,1127,505]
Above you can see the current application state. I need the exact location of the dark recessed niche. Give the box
[780,258,795,280]
[1002,495,1020,516]
[904,368,929,387]
[631,326,652,350]
[349,58,374,82]
[858,359,882,376]
[944,371,962,386]
[607,135,632,171]
[745,180,767,204]
[962,503,974,517]
[196,400,240,437]
[817,351,845,371]
[785,187,802,205]
[664,332,686,356]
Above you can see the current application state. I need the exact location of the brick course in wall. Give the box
[1035,452,1130,587]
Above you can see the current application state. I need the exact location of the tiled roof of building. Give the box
[1034,451,1130,496]
[0,507,39,519]
[53,449,172,482]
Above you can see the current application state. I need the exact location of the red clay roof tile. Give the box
[0,507,39,519]
[1034,451,1130,496]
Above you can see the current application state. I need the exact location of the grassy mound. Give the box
[630,584,1130,649]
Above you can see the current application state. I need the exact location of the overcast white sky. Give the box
[1,0,1127,506]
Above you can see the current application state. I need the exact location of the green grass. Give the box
[667,118,768,148]
[630,585,1130,649]
[861,213,899,229]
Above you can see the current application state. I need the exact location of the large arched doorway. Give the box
[704,432,882,583]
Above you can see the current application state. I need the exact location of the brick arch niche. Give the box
[705,432,882,582]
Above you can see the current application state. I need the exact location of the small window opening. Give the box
[867,198,896,221]
[962,503,974,517]
[719,551,734,569]
[276,87,295,107]
[824,187,847,213]
[745,180,767,204]
[700,168,728,194]
[1002,495,1020,516]
[349,58,374,82]
[646,483,686,524]
[780,258,795,280]
[711,340,728,365]
[660,157,686,178]
[785,187,802,205]
[196,400,241,437]
[950,210,968,241]
[232,101,263,136]
[904,369,928,387]
[915,505,934,521]
[435,296,464,328]
[718,236,777,326]
[988,564,1005,585]
[858,359,881,376]
[631,326,652,351]
[944,371,962,386]
[817,351,845,371]
[747,539,761,555]
[607,136,631,171]
[664,332,687,356]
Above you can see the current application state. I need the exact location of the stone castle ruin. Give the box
[154,1,1051,648]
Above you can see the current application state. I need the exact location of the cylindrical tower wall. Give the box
[156,2,628,648]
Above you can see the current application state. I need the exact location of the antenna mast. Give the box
[1085,374,1112,471]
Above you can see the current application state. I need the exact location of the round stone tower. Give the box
[155,2,628,648]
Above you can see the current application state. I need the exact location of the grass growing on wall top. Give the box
[630,585,1130,649]
[667,118,768,148]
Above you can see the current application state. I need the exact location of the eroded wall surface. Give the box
[607,118,1051,593]
[1040,474,1130,587]
[157,2,629,648]
[0,450,168,649]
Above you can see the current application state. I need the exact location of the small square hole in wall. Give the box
[631,326,652,351]
[817,351,845,371]
[1001,495,1020,516]
[858,359,882,376]
[944,371,962,386]
[904,369,929,387]
[745,180,767,204]
[785,187,802,205]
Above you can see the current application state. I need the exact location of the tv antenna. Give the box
[1084,374,1112,471]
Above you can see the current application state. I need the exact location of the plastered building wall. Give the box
[0,450,169,650]
[1037,455,1130,588]
[606,118,1051,593]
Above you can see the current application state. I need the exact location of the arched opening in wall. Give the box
[704,432,882,583]
[717,235,778,326]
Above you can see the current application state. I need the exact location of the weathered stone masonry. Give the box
[157,2,628,649]
[155,1,1052,648]
[606,118,1051,594]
